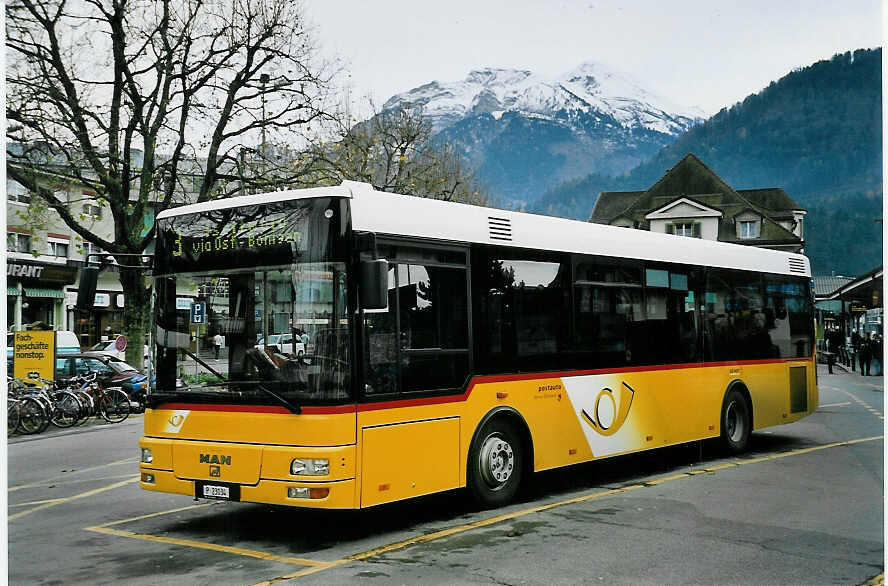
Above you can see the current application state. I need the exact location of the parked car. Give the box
[255,333,305,356]
[88,336,149,366]
[55,352,143,390]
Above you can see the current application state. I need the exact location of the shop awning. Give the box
[23,288,65,299]
[7,287,20,296]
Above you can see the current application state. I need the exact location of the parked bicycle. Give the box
[67,372,131,424]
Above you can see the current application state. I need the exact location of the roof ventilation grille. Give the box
[488,216,512,242]
[788,258,806,274]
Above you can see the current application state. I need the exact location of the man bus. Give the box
[139,181,817,508]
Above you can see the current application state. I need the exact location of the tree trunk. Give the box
[118,265,151,370]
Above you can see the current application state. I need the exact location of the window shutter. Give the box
[692,223,701,238]
[665,224,674,235]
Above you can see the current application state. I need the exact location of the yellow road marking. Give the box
[863,572,884,586]
[86,526,326,567]
[254,435,884,584]
[9,477,139,521]
[9,457,137,492]
[70,435,883,585]
[98,503,215,528]
[10,497,69,507]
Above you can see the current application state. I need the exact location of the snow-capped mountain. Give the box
[384,62,702,136]
[382,62,704,206]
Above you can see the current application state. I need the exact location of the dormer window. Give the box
[738,220,759,239]
[666,222,701,238]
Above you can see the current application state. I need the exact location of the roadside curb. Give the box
[9,414,143,445]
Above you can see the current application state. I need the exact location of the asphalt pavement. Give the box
[7,364,884,585]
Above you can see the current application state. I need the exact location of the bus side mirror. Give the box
[360,259,388,310]
[76,265,100,310]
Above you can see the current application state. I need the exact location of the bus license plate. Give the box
[196,482,240,501]
[203,485,229,499]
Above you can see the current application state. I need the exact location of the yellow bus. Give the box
[140,181,817,508]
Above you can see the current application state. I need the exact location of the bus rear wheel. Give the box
[468,418,523,508]
[721,388,751,454]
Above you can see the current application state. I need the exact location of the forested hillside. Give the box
[531,48,882,276]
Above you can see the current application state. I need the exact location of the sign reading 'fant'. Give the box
[13,331,56,382]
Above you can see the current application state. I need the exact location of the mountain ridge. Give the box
[381,62,704,205]
[529,48,882,275]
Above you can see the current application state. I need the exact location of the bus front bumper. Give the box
[139,467,357,509]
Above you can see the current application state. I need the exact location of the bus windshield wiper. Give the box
[253,383,302,415]
[180,348,226,381]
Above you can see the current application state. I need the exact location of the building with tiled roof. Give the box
[589,153,806,253]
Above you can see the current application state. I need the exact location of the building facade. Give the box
[589,153,806,253]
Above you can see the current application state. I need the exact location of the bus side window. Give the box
[398,263,469,393]
[363,264,398,396]
[573,259,643,368]
[705,269,772,361]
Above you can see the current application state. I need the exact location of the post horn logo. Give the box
[581,381,635,436]
[168,414,185,428]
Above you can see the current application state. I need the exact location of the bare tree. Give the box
[6,0,336,365]
[310,104,490,205]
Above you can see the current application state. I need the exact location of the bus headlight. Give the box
[290,458,329,476]
[141,448,153,463]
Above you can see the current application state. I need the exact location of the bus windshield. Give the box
[151,198,352,407]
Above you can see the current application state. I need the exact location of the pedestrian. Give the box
[851,329,861,370]
[858,336,872,376]
[213,332,223,359]
[299,329,309,349]
[872,334,882,376]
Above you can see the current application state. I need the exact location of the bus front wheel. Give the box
[468,418,524,508]
[721,388,751,454]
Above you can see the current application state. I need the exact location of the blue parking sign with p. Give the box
[190,302,206,324]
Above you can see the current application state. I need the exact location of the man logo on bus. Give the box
[581,382,635,436]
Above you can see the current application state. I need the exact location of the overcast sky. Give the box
[307,0,882,116]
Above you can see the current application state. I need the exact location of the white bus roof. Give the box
[156,181,811,278]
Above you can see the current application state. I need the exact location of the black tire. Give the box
[99,389,130,423]
[467,418,524,508]
[8,400,20,436]
[29,394,53,433]
[73,391,95,424]
[721,388,751,454]
[51,392,82,428]
[18,397,48,434]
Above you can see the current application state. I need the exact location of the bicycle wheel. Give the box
[99,389,130,423]
[8,399,20,436]
[51,392,82,428]
[17,397,48,434]
[71,390,96,423]
[73,390,95,423]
